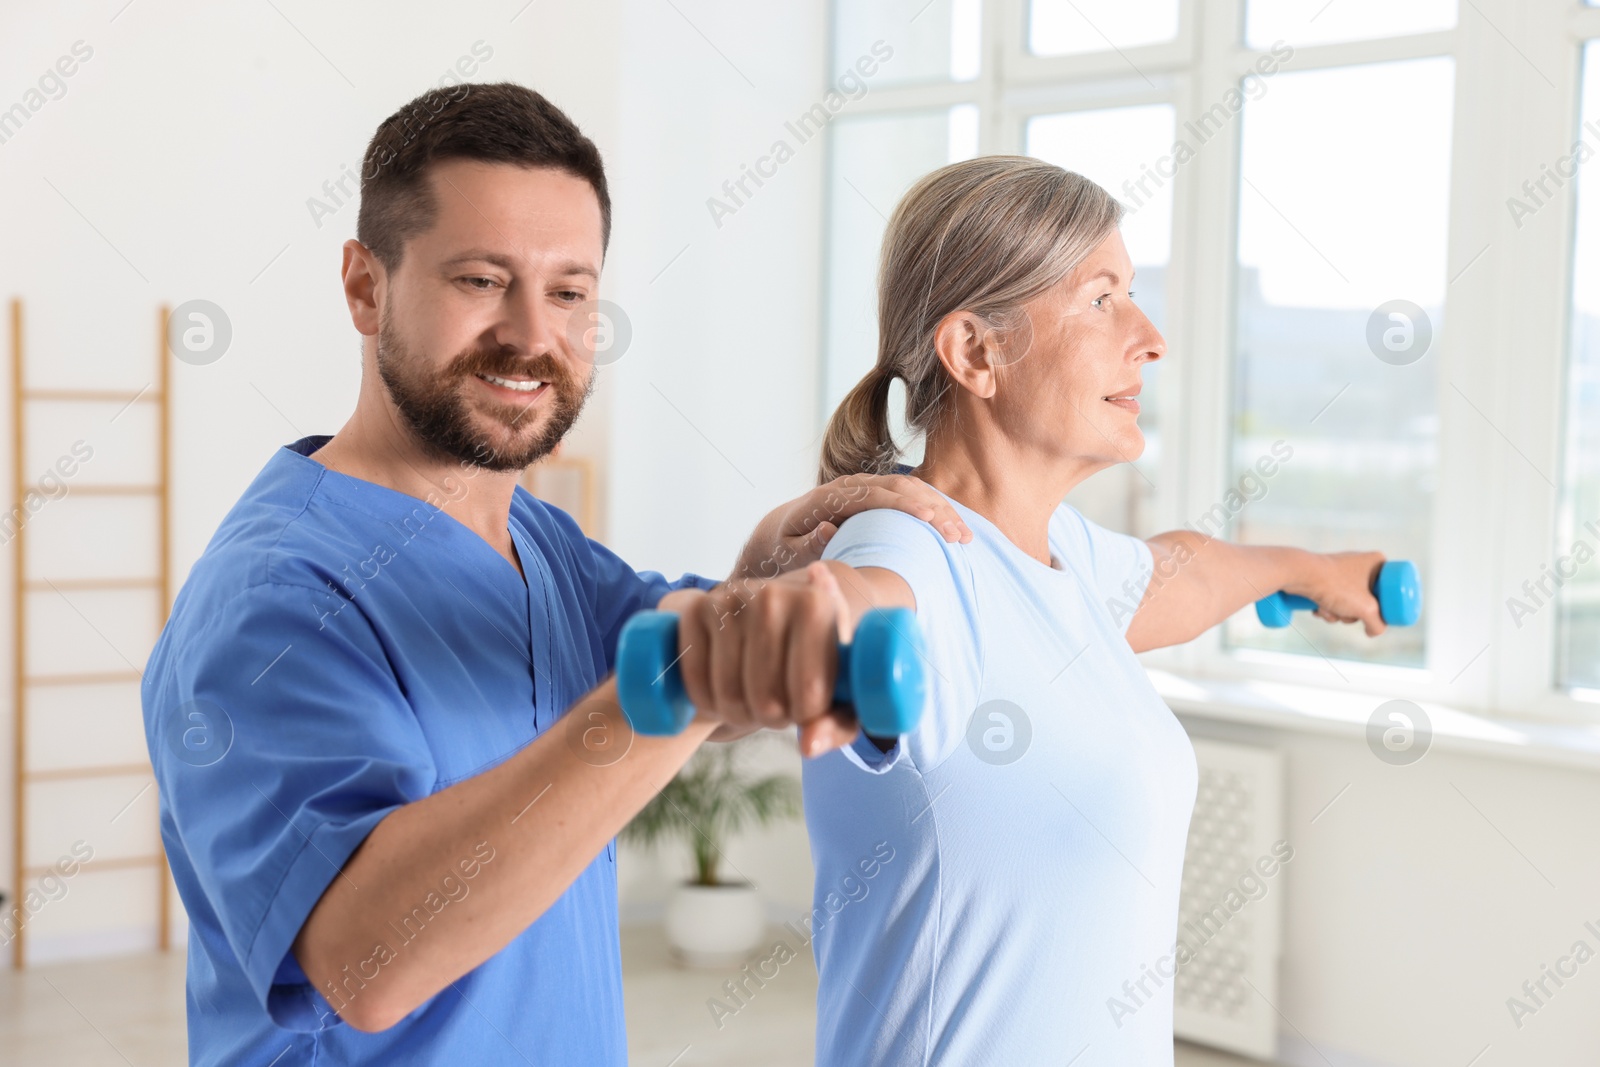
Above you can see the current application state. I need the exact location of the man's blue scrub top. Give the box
[141,435,716,1066]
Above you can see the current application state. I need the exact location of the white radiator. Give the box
[1173,739,1287,1060]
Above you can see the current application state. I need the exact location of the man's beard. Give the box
[375,310,594,473]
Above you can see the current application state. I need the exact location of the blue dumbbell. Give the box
[1255,559,1422,628]
[615,607,927,738]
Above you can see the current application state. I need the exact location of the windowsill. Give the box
[1150,668,1600,773]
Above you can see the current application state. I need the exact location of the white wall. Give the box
[1181,712,1600,1067]
[0,0,627,962]
[604,1,833,573]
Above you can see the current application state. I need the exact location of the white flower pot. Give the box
[664,882,766,968]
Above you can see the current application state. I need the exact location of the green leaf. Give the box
[619,737,802,886]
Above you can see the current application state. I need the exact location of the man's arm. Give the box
[292,678,712,1033]
[1124,531,1388,653]
[294,568,877,1031]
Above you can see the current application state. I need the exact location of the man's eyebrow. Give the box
[552,260,601,280]
[441,250,599,279]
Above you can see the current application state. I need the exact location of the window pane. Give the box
[1246,0,1456,50]
[823,107,981,454]
[1556,42,1600,692]
[1029,0,1180,57]
[1027,105,1176,537]
[832,0,982,88]
[1225,58,1455,669]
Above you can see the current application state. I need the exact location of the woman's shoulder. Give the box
[826,507,976,596]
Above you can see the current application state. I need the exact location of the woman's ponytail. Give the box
[817,364,897,484]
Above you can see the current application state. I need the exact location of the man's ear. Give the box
[932,310,1006,400]
[341,239,384,338]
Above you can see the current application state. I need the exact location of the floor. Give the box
[0,928,1269,1065]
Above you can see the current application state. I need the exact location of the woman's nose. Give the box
[1136,312,1166,363]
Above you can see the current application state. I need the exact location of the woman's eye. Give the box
[1092,295,1108,309]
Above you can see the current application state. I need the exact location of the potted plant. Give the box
[621,738,802,967]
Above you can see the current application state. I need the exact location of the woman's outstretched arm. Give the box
[1124,531,1389,653]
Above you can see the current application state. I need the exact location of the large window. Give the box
[1559,40,1600,692]
[821,0,1600,721]
[1225,57,1453,669]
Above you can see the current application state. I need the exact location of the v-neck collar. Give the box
[277,436,560,727]
[281,434,529,588]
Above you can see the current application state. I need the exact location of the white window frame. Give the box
[822,0,1600,723]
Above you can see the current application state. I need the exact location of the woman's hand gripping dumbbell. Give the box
[619,562,928,756]
[1255,554,1422,632]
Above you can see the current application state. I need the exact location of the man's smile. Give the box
[474,372,550,403]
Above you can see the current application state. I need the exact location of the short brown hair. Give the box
[356,81,611,273]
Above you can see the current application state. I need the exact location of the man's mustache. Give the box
[450,352,566,385]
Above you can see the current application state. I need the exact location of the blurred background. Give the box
[2,0,1600,1064]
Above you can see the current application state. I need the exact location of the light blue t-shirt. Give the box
[142,435,716,1065]
[804,491,1198,1066]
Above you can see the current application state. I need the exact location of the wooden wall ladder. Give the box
[8,297,172,968]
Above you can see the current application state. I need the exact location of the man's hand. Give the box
[657,562,862,757]
[730,473,971,583]
[1286,550,1388,636]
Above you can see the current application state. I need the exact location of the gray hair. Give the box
[817,155,1123,483]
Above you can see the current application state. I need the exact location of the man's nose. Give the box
[496,284,559,358]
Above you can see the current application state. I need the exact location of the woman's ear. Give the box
[932,311,1003,401]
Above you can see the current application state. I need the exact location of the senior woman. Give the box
[801,156,1392,1066]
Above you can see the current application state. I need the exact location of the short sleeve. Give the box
[1050,503,1154,635]
[821,509,982,774]
[148,581,439,1032]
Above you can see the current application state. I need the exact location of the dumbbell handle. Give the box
[1255,559,1422,628]
[615,606,927,738]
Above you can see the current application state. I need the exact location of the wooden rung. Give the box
[22,389,161,404]
[21,854,160,878]
[25,762,151,783]
[23,577,160,592]
[56,485,161,497]
[25,670,142,687]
